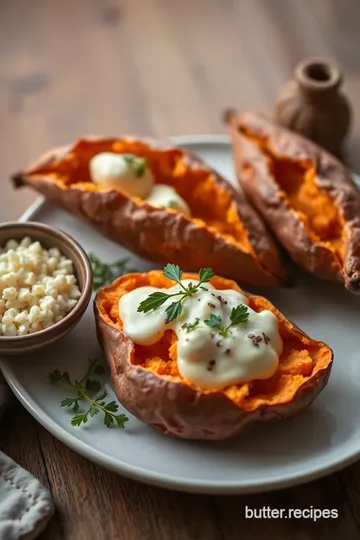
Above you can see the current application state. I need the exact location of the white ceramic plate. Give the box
[2,136,360,494]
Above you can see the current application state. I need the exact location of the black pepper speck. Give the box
[207,359,216,371]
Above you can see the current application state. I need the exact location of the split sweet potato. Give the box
[225,110,360,292]
[94,270,333,440]
[12,137,290,287]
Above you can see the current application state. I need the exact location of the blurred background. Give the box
[1,0,360,221]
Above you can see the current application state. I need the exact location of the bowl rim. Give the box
[0,221,93,342]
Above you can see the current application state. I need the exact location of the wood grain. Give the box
[2,0,360,539]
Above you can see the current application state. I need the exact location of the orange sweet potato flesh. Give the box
[12,137,290,288]
[95,270,333,440]
[225,110,360,293]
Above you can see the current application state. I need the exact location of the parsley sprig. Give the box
[137,264,214,323]
[89,252,136,290]
[185,318,200,333]
[166,200,179,210]
[123,154,148,177]
[48,358,129,428]
[205,305,249,337]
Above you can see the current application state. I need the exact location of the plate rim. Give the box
[2,133,359,494]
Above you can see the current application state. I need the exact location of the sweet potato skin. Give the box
[226,111,360,292]
[12,137,289,288]
[94,272,333,440]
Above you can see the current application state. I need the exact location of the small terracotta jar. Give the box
[275,58,351,156]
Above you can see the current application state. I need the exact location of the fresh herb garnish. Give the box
[162,263,183,283]
[166,200,179,209]
[48,358,129,429]
[123,154,136,165]
[123,154,148,177]
[134,158,147,177]
[88,252,136,290]
[205,305,249,337]
[185,318,200,333]
[165,301,183,323]
[137,264,215,323]
[198,267,215,283]
[137,291,170,312]
[204,314,223,329]
[229,305,250,325]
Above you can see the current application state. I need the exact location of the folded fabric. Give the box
[0,452,54,540]
[0,374,55,540]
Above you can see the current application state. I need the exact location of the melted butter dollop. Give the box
[145,184,191,216]
[118,280,283,390]
[89,152,154,198]
[89,153,190,216]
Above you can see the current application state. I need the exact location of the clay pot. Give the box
[275,58,351,156]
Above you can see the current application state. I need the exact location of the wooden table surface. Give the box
[2,1,360,539]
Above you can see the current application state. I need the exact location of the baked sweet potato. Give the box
[94,270,333,440]
[11,137,289,288]
[225,110,360,292]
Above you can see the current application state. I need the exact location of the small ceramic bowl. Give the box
[0,221,93,355]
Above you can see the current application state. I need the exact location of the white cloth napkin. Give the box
[0,373,54,540]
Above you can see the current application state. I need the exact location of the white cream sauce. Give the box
[118,280,283,390]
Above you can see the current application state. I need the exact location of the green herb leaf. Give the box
[199,267,215,285]
[104,412,114,427]
[48,370,62,383]
[48,360,128,430]
[204,304,249,337]
[61,372,70,383]
[85,378,101,392]
[137,291,170,313]
[123,154,136,164]
[137,265,216,325]
[89,404,99,417]
[230,305,249,325]
[95,390,108,402]
[187,282,197,293]
[163,263,182,284]
[204,314,223,329]
[166,200,179,210]
[185,318,200,333]
[114,414,129,428]
[48,370,72,385]
[88,252,136,291]
[123,154,147,177]
[104,401,119,413]
[72,400,80,413]
[134,158,148,178]
[61,397,76,408]
[71,413,88,427]
[165,301,183,323]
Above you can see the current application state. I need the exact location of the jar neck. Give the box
[295,58,342,100]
